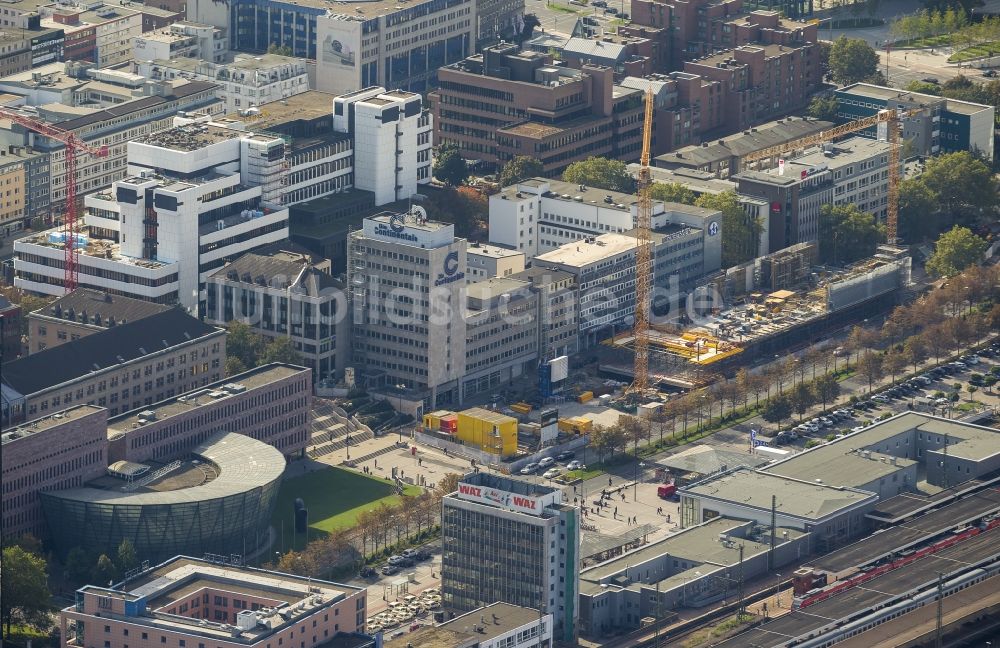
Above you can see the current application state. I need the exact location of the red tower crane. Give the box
[0,109,108,292]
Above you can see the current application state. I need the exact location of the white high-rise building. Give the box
[333,88,432,206]
[15,121,289,313]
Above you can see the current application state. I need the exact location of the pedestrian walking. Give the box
[609,477,613,486]
[374,459,378,469]
[614,506,618,517]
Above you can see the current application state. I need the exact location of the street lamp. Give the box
[775,573,782,608]
[394,383,407,443]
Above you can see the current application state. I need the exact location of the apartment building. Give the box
[0,156,24,232]
[463,277,538,401]
[132,20,227,63]
[0,308,225,424]
[347,211,468,408]
[61,557,367,648]
[16,119,289,311]
[206,246,350,382]
[442,473,579,643]
[430,43,644,173]
[834,83,995,161]
[1,405,108,541]
[137,53,309,113]
[683,40,820,133]
[108,363,312,462]
[466,242,525,282]
[27,288,171,353]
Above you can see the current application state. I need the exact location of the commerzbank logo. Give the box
[435,250,464,286]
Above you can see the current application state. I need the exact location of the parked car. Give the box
[520,462,539,475]
[605,6,618,13]
[566,460,583,471]
[538,456,556,468]
[592,0,607,6]
[921,76,939,84]
[984,69,997,77]
[542,467,562,479]
[381,565,400,576]
[360,566,377,578]
[556,451,575,461]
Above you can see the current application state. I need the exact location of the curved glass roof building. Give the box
[41,432,284,563]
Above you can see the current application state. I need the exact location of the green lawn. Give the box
[272,466,422,551]
[948,41,1000,62]
[893,34,953,49]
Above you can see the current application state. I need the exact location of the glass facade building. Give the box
[441,473,579,643]
[40,432,284,563]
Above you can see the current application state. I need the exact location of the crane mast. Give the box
[0,109,108,292]
[631,89,654,394]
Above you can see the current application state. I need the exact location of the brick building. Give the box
[1,405,108,541]
[430,42,644,173]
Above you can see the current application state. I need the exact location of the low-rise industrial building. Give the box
[0,308,224,424]
[579,517,809,637]
[60,555,367,648]
[27,288,172,354]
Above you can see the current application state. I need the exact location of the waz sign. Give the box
[457,482,545,515]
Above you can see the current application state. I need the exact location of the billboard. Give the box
[549,355,569,383]
[316,15,362,94]
[456,482,554,516]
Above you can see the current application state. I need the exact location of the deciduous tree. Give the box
[432,143,469,186]
[926,226,988,278]
[828,36,879,84]
[649,181,696,205]
[818,203,883,265]
[562,157,635,193]
[498,156,544,187]
[1,546,50,638]
[696,191,761,266]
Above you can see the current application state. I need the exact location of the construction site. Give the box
[604,245,912,385]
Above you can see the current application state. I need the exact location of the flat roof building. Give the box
[0,308,224,424]
[442,473,579,644]
[384,602,551,648]
[466,242,525,283]
[60,555,367,648]
[578,517,809,637]
[834,83,995,162]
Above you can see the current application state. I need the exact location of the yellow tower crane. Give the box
[741,108,924,243]
[630,89,655,394]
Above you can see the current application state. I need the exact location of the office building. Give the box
[579,517,808,637]
[0,308,225,424]
[42,432,285,561]
[206,245,350,381]
[834,82,995,161]
[430,43,644,173]
[510,266,578,359]
[463,277,538,403]
[0,295,22,362]
[137,53,309,113]
[59,555,367,648]
[442,473,579,644]
[1,362,309,546]
[0,155,25,234]
[132,21,228,63]
[347,211,467,407]
[466,242,525,282]
[0,27,64,76]
[107,362,311,463]
[733,136,896,251]
[16,119,289,311]
[332,87,434,204]
[0,77,222,221]
[385,603,551,648]
[27,289,172,353]
[1,404,108,541]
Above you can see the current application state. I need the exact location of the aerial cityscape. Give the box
[3,0,1000,646]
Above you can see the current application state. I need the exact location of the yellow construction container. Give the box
[510,402,533,415]
[422,410,453,431]
[557,416,593,434]
[455,407,518,458]
[578,391,594,403]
